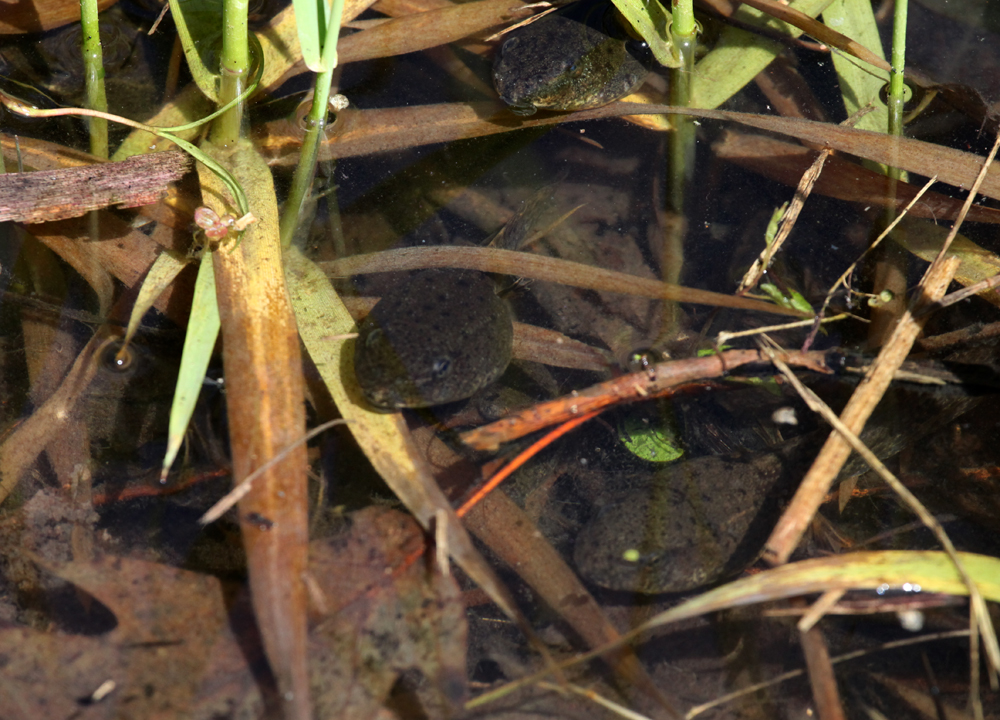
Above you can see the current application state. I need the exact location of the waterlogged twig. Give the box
[0,61,262,218]
[461,348,832,451]
[0,150,191,222]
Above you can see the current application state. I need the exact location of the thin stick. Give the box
[456,410,599,517]
[461,348,832,451]
[738,148,831,293]
[762,255,959,565]
[199,419,348,524]
[686,630,970,719]
[813,174,937,328]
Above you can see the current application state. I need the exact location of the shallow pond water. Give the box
[1,0,1000,718]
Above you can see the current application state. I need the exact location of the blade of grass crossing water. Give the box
[293,0,328,71]
[122,251,190,349]
[168,0,226,101]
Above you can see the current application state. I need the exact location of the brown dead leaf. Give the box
[34,554,231,718]
[0,626,124,720]
[308,506,467,718]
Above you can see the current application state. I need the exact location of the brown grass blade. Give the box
[714,130,1000,225]
[337,0,530,65]
[323,245,807,317]
[198,140,311,720]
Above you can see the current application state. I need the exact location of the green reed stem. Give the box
[279,0,346,249]
[671,0,696,39]
[667,0,697,211]
[667,32,696,213]
[659,0,698,340]
[79,0,108,158]
[887,0,907,139]
[214,0,251,146]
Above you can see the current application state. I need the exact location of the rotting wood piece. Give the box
[0,150,191,223]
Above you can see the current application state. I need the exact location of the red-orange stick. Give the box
[456,409,602,517]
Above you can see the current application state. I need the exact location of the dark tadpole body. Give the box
[353,191,550,409]
[493,0,652,115]
[574,388,979,593]
[353,269,514,409]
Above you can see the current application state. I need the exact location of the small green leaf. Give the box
[764,202,789,246]
[760,282,813,314]
[697,345,731,357]
[618,409,684,463]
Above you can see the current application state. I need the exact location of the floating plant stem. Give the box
[280,0,346,248]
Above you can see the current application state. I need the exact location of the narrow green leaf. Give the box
[122,251,190,350]
[822,0,890,135]
[293,0,328,72]
[162,252,220,481]
[168,0,226,101]
[638,551,1000,637]
[690,0,832,110]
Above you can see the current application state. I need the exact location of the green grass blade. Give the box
[293,0,328,71]
[122,251,190,349]
[822,0,890,134]
[161,252,221,482]
[690,0,831,110]
[611,0,679,68]
[638,551,1000,636]
[168,0,226,101]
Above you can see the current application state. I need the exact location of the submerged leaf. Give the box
[611,0,679,69]
[162,253,220,480]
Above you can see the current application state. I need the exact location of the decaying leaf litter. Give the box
[4,0,995,713]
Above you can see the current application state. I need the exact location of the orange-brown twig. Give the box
[457,409,600,517]
[461,348,832,451]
